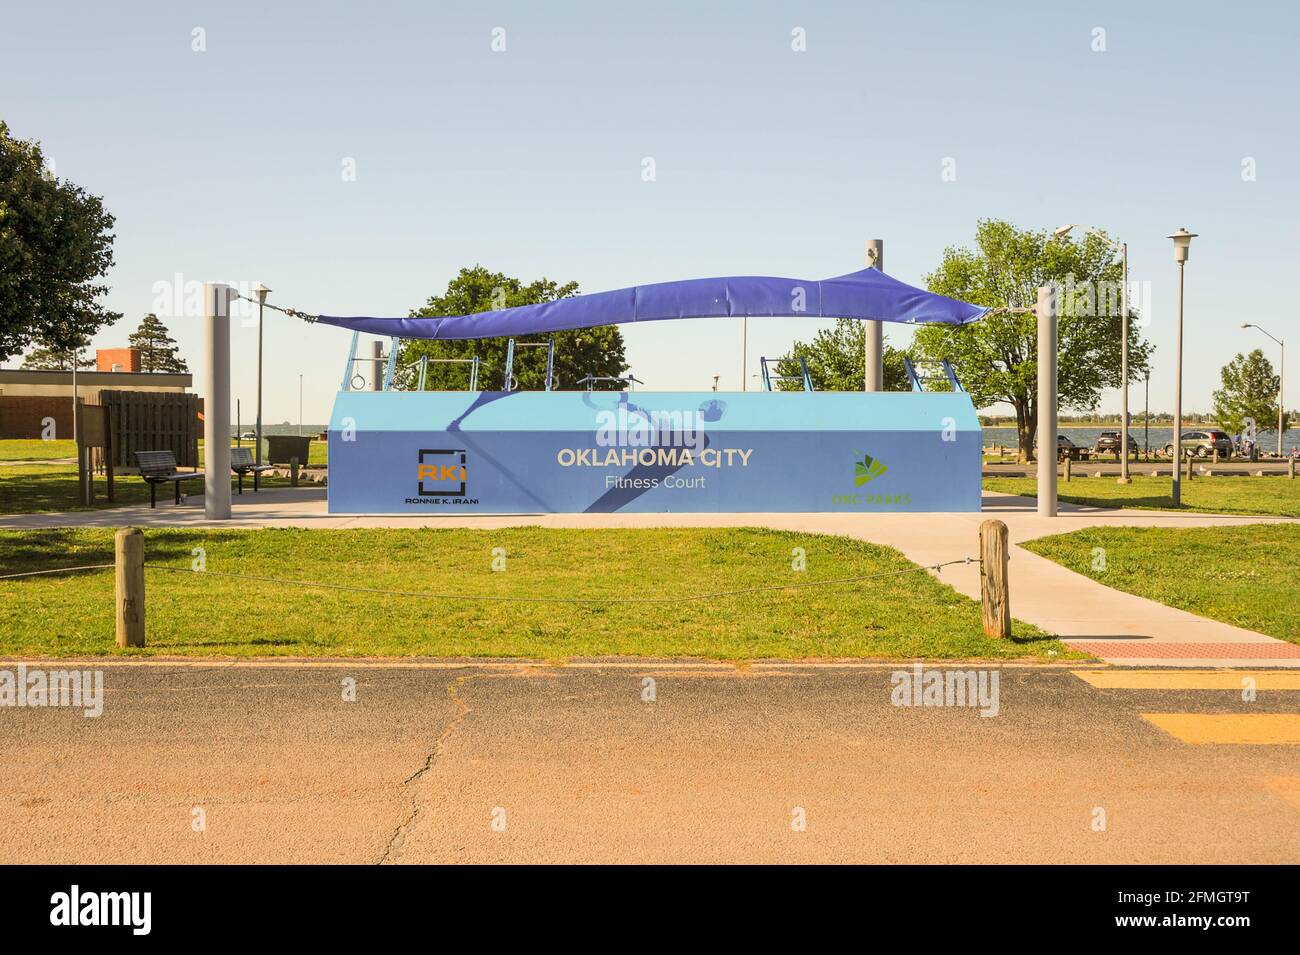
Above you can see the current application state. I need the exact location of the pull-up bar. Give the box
[503,337,555,392]
[759,356,814,392]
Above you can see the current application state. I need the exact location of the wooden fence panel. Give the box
[99,391,199,470]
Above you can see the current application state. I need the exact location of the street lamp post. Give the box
[1144,369,1150,458]
[298,374,303,437]
[1241,323,1285,457]
[1168,228,1196,506]
[1055,224,1131,482]
[252,283,271,467]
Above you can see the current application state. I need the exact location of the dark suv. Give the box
[1095,430,1138,455]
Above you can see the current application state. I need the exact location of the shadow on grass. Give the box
[0,528,250,575]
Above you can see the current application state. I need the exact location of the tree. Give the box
[398,266,628,391]
[773,319,911,391]
[21,339,93,370]
[1212,349,1287,438]
[128,313,188,372]
[0,121,120,363]
[911,219,1152,461]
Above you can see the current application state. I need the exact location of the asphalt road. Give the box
[1,662,1296,864]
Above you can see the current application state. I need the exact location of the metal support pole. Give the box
[504,338,515,392]
[470,356,480,392]
[418,355,428,392]
[741,318,747,392]
[1279,340,1286,457]
[203,282,233,520]
[864,239,884,391]
[370,340,383,391]
[382,337,398,391]
[1036,285,1058,517]
[544,337,555,392]
[1118,242,1131,483]
[341,331,359,391]
[256,298,264,468]
[1172,261,1185,506]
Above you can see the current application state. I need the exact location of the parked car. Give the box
[1094,430,1138,456]
[239,431,257,440]
[1057,434,1081,461]
[1163,429,1232,458]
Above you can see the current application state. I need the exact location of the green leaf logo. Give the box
[854,453,888,487]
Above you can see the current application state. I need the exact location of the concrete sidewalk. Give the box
[2,487,1296,667]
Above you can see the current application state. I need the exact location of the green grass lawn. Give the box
[0,526,1071,660]
[0,439,77,461]
[984,475,1300,518]
[0,461,294,515]
[1021,524,1300,644]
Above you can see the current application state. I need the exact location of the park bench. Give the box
[230,446,275,493]
[134,450,205,507]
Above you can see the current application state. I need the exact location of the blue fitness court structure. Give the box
[316,267,989,515]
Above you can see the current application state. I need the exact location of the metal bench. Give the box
[134,450,205,507]
[230,446,276,493]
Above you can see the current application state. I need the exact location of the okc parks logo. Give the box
[834,451,910,507]
[854,452,888,486]
[417,449,467,496]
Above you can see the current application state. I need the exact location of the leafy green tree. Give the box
[1212,349,1287,438]
[773,319,910,391]
[128,312,188,372]
[20,339,93,370]
[0,121,120,363]
[912,219,1152,461]
[398,266,628,391]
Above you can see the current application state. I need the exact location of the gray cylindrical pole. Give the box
[1172,262,1184,506]
[203,283,232,519]
[255,298,264,468]
[1279,341,1285,457]
[371,340,383,391]
[1036,285,1058,517]
[864,239,884,391]
[1118,242,1131,483]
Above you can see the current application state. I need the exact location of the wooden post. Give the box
[1064,456,1072,482]
[1185,452,1194,481]
[290,456,300,487]
[979,519,1011,638]
[1289,457,1295,480]
[115,527,145,648]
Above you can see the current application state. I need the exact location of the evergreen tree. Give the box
[128,313,188,372]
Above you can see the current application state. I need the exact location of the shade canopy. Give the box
[314,267,987,341]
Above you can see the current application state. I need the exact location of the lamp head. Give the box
[1167,228,1197,263]
[1053,224,1075,238]
[252,282,272,303]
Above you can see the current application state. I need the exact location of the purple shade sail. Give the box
[314,268,987,341]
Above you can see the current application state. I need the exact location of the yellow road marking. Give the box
[1076,670,1300,690]
[1142,713,1300,744]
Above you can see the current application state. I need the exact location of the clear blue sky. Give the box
[3,0,1294,423]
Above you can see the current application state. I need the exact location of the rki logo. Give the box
[417,449,468,496]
